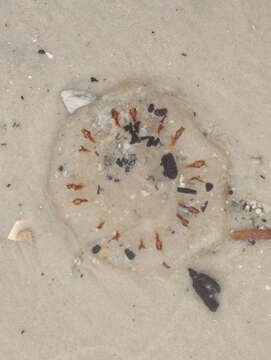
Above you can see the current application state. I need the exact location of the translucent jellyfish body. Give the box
[48,81,230,276]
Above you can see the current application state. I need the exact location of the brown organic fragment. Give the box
[73,198,88,205]
[81,128,96,143]
[185,160,206,169]
[231,229,271,241]
[170,126,185,147]
[155,232,163,250]
[157,115,167,135]
[112,230,120,240]
[189,176,204,183]
[178,202,200,214]
[97,220,105,229]
[129,108,137,123]
[66,183,84,191]
[138,239,146,249]
[79,145,90,152]
[111,109,121,127]
[176,214,189,227]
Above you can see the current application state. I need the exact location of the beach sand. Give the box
[1,1,271,359]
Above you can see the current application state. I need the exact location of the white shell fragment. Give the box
[49,81,230,276]
[60,89,96,114]
[8,220,33,243]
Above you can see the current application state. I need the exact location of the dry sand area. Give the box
[1,1,271,359]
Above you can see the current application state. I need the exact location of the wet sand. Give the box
[1,1,271,359]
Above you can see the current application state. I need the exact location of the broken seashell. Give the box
[60,90,96,114]
[8,220,33,243]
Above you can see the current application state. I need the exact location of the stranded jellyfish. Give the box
[48,81,230,276]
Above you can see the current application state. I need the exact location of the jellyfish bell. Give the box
[48,81,230,276]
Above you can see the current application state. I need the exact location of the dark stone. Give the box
[38,49,46,54]
[148,104,154,113]
[161,153,178,179]
[201,201,208,212]
[177,187,197,194]
[124,248,136,260]
[90,77,99,82]
[58,165,64,172]
[188,268,221,312]
[92,244,101,254]
[205,182,214,192]
[154,108,168,117]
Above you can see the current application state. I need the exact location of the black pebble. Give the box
[38,49,46,54]
[124,248,136,260]
[201,201,208,212]
[92,244,101,254]
[154,108,168,117]
[148,104,154,113]
[188,268,221,312]
[177,187,197,194]
[181,52,187,56]
[228,188,234,195]
[205,182,214,192]
[58,165,64,172]
[90,77,99,82]
[6,183,11,188]
[161,153,178,179]
[20,96,24,100]
[248,239,256,246]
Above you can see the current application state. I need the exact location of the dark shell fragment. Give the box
[92,244,101,254]
[161,153,178,179]
[188,268,221,312]
[124,248,136,260]
[154,108,168,117]
[177,187,197,194]
[205,182,214,192]
[148,103,154,113]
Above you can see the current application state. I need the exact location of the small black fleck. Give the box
[95,151,100,157]
[154,108,168,117]
[181,52,187,57]
[193,111,197,117]
[114,178,120,183]
[177,187,197,194]
[125,248,136,260]
[97,185,103,195]
[148,104,154,113]
[228,187,234,195]
[161,153,178,179]
[90,77,99,82]
[6,183,11,188]
[261,218,267,223]
[80,274,84,278]
[92,244,101,254]
[41,272,45,276]
[205,182,214,192]
[58,165,64,172]
[151,31,155,34]
[21,96,24,100]
[21,330,25,334]
[260,175,266,180]
[38,49,46,54]
[201,201,208,212]
[134,121,140,134]
[248,239,256,246]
